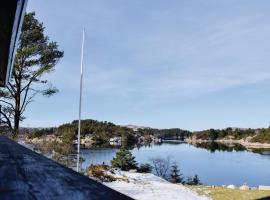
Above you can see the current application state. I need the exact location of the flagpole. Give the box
[77,29,85,172]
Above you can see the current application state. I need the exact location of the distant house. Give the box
[109,137,122,146]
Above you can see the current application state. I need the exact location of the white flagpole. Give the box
[77,29,85,172]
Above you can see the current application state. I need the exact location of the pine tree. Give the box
[169,162,184,183]
[192,174,201,185]
[186,176,193,185]
[0,12,63,137]
[111,147,138,171]
[186,174,202,185]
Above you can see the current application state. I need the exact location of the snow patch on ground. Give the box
[104,170,209,200]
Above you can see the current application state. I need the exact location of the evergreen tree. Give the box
[169,162,184,183]
[186,174,202,185]
[192,174,201,185]
[0,12,63,137]
[121,130,137,148]
[111,147,138,171]
[186,176,193,185]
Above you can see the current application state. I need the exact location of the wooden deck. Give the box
[0,136,133,200]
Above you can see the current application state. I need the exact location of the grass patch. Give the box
[188,186,270,200]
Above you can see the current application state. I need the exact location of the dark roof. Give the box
[0,0,27,87]
[0,136,134,200]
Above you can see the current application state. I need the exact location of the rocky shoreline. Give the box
[186,138,270,149]
[26,135,270,150]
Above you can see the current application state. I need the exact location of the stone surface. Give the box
[0,136,133,200]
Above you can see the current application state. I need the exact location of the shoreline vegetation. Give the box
[23,119,270,154]
[22,119,270,182]
[23,119,192,156]
[187,127,270,149]
[21,119,270,168]
[186,138,270,149]
[22,120,270,173]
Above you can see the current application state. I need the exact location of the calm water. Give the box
[80,142,270,186]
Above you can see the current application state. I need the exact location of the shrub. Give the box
[169,162,184,184]
[149,156,172,179]
[27,128,54,139]
[87,164,115,182]
[137,163,152,173]
[251,129,270,143]
[186,174,202,185]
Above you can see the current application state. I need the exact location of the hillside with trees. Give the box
[190,127,270,144]
[137,128,191,140]
[56,119,137,146]
[26,119,192,151]
[251,128,270,143]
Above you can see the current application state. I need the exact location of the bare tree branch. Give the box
[6,84,16,98]
[149,156,172,179]
[20,92,38,115]
[0,100,15,110]
[0,110,13,131]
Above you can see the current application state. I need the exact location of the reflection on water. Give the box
[80,142,270,186]
[192,142,270,155]
[192,142,246,152]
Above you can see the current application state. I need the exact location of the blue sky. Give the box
[23,0,270,130]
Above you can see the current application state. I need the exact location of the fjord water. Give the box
[81,142,270,186]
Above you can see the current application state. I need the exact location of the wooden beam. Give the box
[0,0,28,87]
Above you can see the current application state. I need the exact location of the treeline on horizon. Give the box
[27,119,270,145]
[27,119,191,146]
[192,127,270,143]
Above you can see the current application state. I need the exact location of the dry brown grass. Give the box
[87,164,116,182]
[188,186,270,200]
